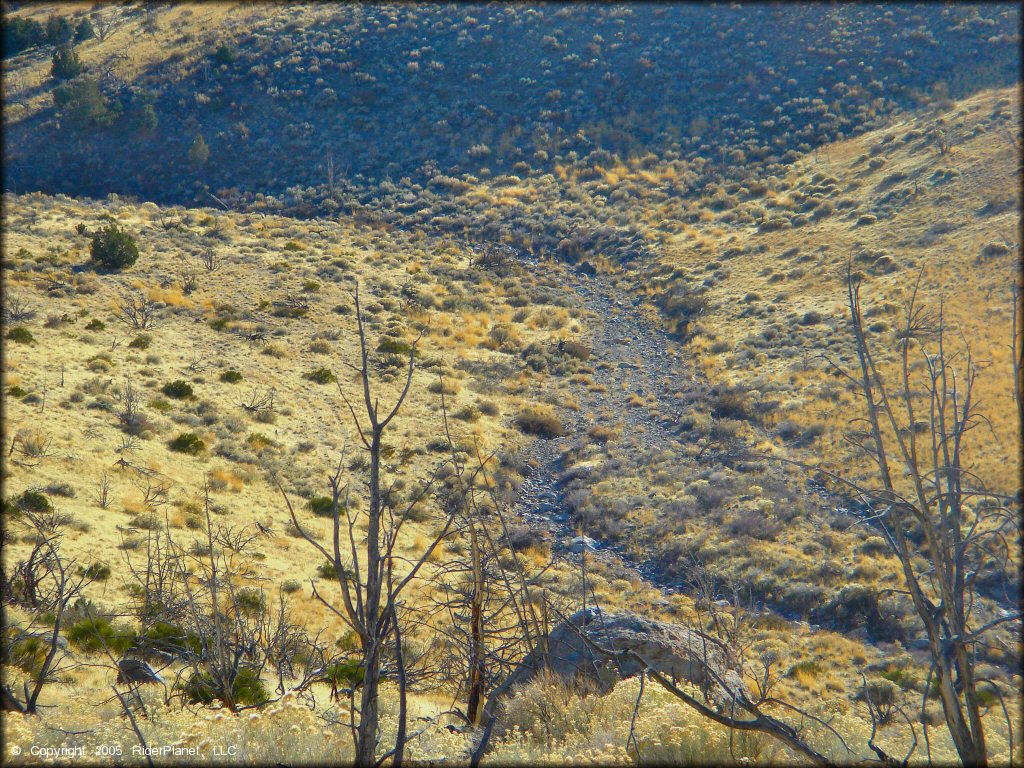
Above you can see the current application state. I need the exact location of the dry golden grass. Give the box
[649,86,1020,496]
[0,191,585,620]
[3,3,293,124]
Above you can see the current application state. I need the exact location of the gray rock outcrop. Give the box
[472,607,746,763]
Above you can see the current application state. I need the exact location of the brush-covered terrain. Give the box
[2,3,1021,767]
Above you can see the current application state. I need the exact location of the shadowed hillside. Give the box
[4,5,1019,223]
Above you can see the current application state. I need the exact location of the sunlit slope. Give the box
[647,86,1020,494]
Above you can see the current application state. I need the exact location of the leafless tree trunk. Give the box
[822,264,1022,767]
[465,520,486,725]
[115,292,159,330]
[90,11,115,43]
[1012,278,1023,432]
[1,508,93,713]
[279,284,457,767]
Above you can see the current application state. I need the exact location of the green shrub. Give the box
[308,495,336,517]
[45,14,75,45]
[4,17,45,55]
[219,370,243,383]
[90,222,139,271]
[67,617,136,654]
[6,385,28,398]
[50,43,83,80]
[137,622,202,656]
[17,490,53,514]
[317,562,338,579]
[180,667,267,707]
[162,380,194,399]
[6,326,34,344]
[377,338,412,355]
[247,433,278,450]
[74,17,93,42]
[85,318,105,331]
[235,587,266,616]
[515,406,564,437]
[169,432,205,455]
[303,367,336,385]
[128,333,152,350]
[7,635,49,676]
[53,77,119,128]
[79,562,111,581]
[212,44,237,65]
[320,660,364,688]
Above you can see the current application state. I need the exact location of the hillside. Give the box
[4,5,1019,236]
[2,3,1021,767]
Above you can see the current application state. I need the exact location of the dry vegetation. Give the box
[648,86,1021,494]
[1,192,593,604]
[1,2,1021,766]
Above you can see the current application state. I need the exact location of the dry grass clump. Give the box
[515,405,564,438]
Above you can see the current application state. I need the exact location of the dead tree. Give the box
[121,484,322,713]
[1012,278,1023,432]
[430,435,550,731]
[115,292,159,330]
[822,264,1022,767]
[279,285,459,767]
[238,387,276,414]
[117,376,144,435]
[199,247,220,273]
[179,261,199,295]
[2,293,35,323]
[90,10,116,42]
[1,507,94,713]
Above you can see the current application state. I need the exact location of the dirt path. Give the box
[512,257,707,594]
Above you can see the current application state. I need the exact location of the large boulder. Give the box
[487,608,744,726]
[472,609,746,763]
[505,608,736,694]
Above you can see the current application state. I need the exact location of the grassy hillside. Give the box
[1,3,1020,766]
[649,86,1021,495]
[1,192,956,764]
[2,192,595,612]
[4,6,1018,228]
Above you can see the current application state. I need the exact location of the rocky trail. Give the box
[506,255,1019,640]
[512,256,712,596]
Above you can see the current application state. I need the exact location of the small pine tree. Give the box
[74,17,94,42]
[188,133,210,167]
[90,221,139,271]
[45,14,75,45]
[51,44,84,80]
[213,45,237,65]
[53,78,117,127]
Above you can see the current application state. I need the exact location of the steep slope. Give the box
[646,86,1020,496]
[4,4,1019,229]
[1,192,597,628]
